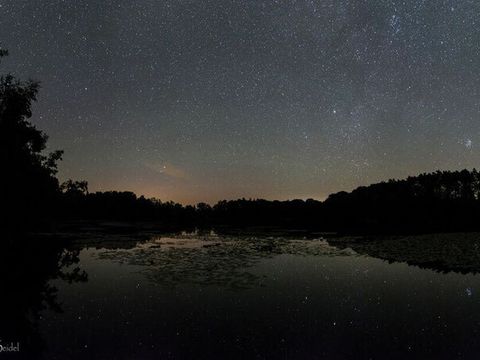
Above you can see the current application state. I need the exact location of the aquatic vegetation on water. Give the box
[96,235,358,289]
[330,232,480,274]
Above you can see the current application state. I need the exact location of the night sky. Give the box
[1,0,479,204]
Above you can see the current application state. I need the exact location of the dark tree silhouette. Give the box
[320,169,480,233]
[61,179,89,196]
[55,169,480,234]
[0,49,63,230]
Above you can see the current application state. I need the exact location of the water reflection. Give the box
[330,232,480,274]
[44,231,480,359]
[0,235,87,359]
[93,231,480,289]
[4,231,480,359]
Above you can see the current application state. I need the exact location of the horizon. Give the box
[77,166,479,206]
[2,0,479,204]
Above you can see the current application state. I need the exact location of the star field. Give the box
[1,0,479,203]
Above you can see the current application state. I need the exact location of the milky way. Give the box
[1,0,479,203]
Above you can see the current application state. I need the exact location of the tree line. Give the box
[57,169,480,234]
[2,48,480,234]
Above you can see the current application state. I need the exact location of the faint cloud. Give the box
[144,161,188,179]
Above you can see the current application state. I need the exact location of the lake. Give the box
[3,230,480,359]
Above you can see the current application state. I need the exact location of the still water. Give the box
[3,231,480,359]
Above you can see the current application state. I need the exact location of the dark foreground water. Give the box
[3,231,480,359]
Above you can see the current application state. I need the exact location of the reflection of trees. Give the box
[330,232,480,274]
[96,234,355,290]
[0,235,87,359]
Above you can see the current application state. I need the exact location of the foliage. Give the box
[0,49,63,229]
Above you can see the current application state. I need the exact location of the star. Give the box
[1,0,478,203]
